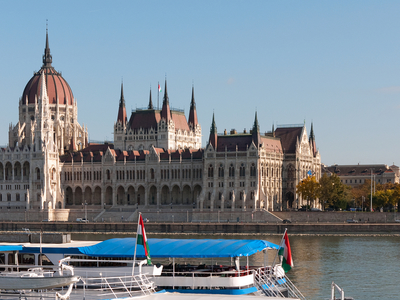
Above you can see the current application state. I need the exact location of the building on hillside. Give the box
[0,31,322,218]
[322,164,399,187]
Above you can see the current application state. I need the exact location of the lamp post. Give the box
[362,196,365,212]
[370,169,373,212]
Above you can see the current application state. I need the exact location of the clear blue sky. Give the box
[1,1,399,166]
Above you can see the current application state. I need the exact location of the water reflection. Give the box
[72,233,400,300]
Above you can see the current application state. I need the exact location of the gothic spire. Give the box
[117,82,127,125]
[208,112,218,149]
[42,25,52,67]
[252,111,260,133]
[252,111,261,147]
[39,71,48,102]
[310,122,315,140]
[161,79,171,121]
[188,85,198,128]
[210,112,217,134]
[309,122,317,156]
[148,88,154,109]
[163,79,169,105]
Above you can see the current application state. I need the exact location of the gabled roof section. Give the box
[216,134,253,152]
[128,109,160,132]
[274,126,303,154]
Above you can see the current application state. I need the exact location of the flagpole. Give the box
[132,212,141,277]
[157,81,159,110]
[272,227,287,267]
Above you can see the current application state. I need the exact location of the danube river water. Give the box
[72,233,400,300]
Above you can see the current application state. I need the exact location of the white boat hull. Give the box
[0,275,80,290]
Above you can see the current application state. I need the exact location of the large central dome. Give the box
[21,32,74,105]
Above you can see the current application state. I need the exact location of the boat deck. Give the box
[0,290,301,300]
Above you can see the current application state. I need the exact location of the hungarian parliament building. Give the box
[1,32,321,217]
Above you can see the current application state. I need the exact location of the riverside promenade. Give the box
[2,220,400,235]
[1,210,400,234]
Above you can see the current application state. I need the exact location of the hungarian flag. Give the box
[158,83,162,93]
[279,231,293,272]
[137,215,152,265]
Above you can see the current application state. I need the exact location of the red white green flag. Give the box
[158,83,162,93]
[278,231,293,272]
[137,214,152,265]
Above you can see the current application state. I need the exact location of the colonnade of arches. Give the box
[0,161,31,181]
[201,189,266,211]
[64,184,202,207]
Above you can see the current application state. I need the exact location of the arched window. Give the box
[240,164,245,177]
[229,164,235,177]
[36,168,40,180]
[208,164,214,178]
[218,164,224,178]
[106,169,111,180]
[151,169,155,180]
[250,163,256,177]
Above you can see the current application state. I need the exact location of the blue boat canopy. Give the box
[0,245,23,252]
[78,238,279,258]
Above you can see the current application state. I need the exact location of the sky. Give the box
[0,1,399,166]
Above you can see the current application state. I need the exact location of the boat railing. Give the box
[254,268,285,298]
[156,269,254,289]
[256,267,307,300]
[331,281,354,300]
[160,269,244,277]
[80,274,156,300]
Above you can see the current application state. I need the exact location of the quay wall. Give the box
[4,208,398,224]
[2,221,400,235]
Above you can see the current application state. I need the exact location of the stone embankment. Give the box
[2,221,400,235]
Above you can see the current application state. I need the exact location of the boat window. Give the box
[18,253,35,265]
[8,253,15,265]
[0,253,4,265]
[68,255,128,267]
[39,254,53,265]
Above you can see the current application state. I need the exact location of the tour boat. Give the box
[0,238,304,299]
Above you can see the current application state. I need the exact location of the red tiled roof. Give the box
[172,111,190,131]
[22,67,74,105]
[260,136,283,152]
[60,144,204,163]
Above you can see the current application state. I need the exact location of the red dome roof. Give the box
[22,67,74,105]
[21,31,74,106]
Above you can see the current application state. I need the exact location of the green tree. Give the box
[296,176,320,208]
[319,173,351,210]
[392,184,400,211]
[373,190,394,209]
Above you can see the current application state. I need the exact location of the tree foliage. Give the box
[347,180,400,211]
[296,175,320,208]
[318,173,351,210]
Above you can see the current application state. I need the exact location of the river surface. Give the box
[72,232,400,300]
